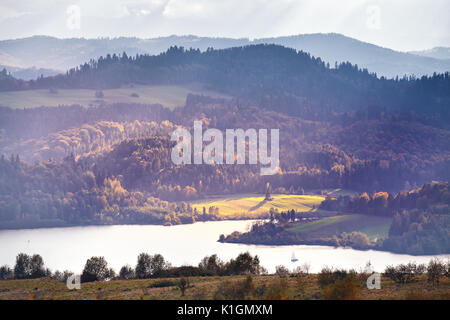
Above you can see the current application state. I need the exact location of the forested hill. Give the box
[2,45,449,123]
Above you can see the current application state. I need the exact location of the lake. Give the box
[0,220,448,274]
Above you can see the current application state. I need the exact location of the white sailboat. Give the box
[291,251,298,263]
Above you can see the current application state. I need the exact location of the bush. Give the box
[384,262,424,284]
[225,252,262,275]
[214,276,255,300]
[52,270,74,283]
[13,253,46,279]
[178,277,189,296]
[135,253,170,279]
[427,259,446,287]
[119,265,135,280]
[169,265,207,277]
[81,256,112,282]
[199,254,225,275]
[264,277,289,300]
[275,265,290,277]
[0,265,13,280]
[317,266,334,287]
[317,267,351,287]
[323,274,359,300]
[95,90,104,98]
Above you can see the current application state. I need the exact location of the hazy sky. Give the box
[0,0,449,51]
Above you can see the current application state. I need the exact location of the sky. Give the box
[0,0,449,52]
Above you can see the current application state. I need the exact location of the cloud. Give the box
[0,0,448,51]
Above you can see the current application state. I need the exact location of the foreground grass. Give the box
[0,274,448,300]
[286,214,392,240]
[0,84,229,109]
[190,194,325,218]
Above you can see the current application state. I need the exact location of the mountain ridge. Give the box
[1,33,449,79]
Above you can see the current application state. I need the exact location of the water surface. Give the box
[0,220,447,273]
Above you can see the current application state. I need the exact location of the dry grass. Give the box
[190,194,325,218]
[0,84,229,109]
[0,274,448,300]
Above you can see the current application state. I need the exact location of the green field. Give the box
[0,84,229,109]
[190,194,325,218]
[286,214,392,240]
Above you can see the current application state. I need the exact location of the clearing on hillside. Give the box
[286,214,392,240]
[0,84,229,109]
[190,194,325,218]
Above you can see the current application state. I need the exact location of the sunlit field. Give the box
[0,84,229,109]
[190,194,325,218]
[286,214,392,241]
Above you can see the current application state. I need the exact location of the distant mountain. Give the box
[1,34,449,78]
[0,64,61,80]
[409,47,450,60]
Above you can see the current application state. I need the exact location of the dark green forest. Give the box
[1,45,449,125]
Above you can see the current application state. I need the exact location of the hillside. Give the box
[224,182,450,255]
[0,65,61,80]
[0,84,228,109]
[1,34,449,78]
[409,47,450,60]
[2,45,449,127]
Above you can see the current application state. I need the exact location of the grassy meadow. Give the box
[286,214,392,241]
[0,274,448,300]
[0,84,229,109]
[190,194,325,218]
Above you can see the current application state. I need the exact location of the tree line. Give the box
[1,45,449,125]
[0,252,265,282]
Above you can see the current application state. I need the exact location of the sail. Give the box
[291,251,298,262]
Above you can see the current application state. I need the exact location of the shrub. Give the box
[275,265,290,277]
[0,265,13,280]
[135,253,170,279]
[264,277,289,300]
[168,266,206,277]
[178,277,189,296]
[384,262,424,284]
[323,274,359,300]
[317,267,351,287]
[225,252,262,275]
[81,256,112,282]
[119,265,135,280]
[214,276,255,300]
[198,254,225,275]
[13,253,46,279]
[427,259,446,287]
[52,270,74,283]
[317,266,334,287]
